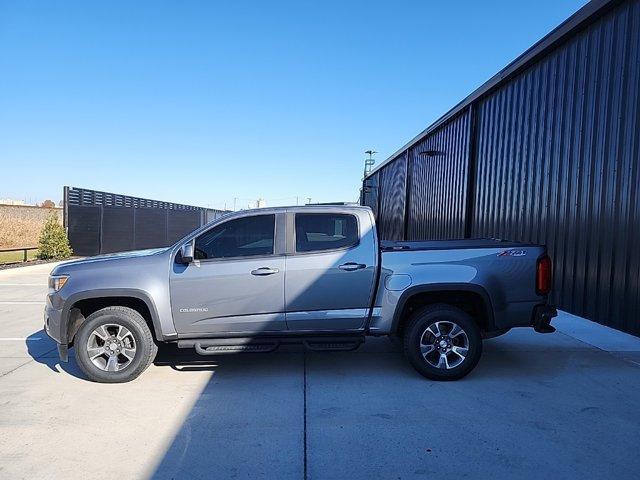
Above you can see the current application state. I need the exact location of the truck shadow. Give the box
[25,329,87,379]
[25,329,575,382]
[145,335,593,479]
[150,333,576,380]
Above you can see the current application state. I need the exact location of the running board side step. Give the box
[178,336,365,355]
[195,343,278,355]
[303,339,362,351]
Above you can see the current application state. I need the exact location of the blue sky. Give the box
[0,0,587,209]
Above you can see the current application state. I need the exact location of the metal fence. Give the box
[362,0,640,336]
[64,186,227,256]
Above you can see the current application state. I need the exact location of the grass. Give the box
[0,206,63,250]
[0,249,39,265]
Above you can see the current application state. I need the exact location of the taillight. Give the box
[536,254,552,295]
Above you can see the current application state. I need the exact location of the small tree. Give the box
[37,214,72,260]
[40,199,56,208]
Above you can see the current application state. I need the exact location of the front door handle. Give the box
[251,267,279,276]
[338,262,366,271]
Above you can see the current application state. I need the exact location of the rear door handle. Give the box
[251,267,279,276]
[338,262,366,271]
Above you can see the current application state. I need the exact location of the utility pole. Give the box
[296,196,299,206]
[233,197,238,211]
[364,150,377,178]
[307,197,312,205]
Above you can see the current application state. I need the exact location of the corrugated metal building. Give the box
[362,0,640,335]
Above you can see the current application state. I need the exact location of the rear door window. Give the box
[295,213,358,253]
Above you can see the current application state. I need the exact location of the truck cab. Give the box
[170,206,378,335]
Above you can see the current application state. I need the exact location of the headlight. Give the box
[48,275,69,292]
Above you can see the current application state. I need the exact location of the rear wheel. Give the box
[403,304,482,381]
[74,306,157,383]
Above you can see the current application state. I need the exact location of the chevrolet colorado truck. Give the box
[44,205,556,383]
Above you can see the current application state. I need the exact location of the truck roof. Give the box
[223,205,372,215]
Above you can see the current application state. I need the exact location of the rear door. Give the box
[284,210,377,331]
[170,213,286,334]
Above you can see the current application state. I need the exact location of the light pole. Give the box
[364,150,377,178]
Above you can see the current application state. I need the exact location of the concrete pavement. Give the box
[0,262,639,479]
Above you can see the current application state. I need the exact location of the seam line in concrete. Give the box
[0,347,58,379]
[555,331,608,352]
[303,351,308,480]
[0,338,42,341]
[557,330,623,353]
[556,331,640,367]
[0,301,46,305]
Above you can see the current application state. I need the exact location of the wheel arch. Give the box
[61,289,164,345]
[391,284,495,337]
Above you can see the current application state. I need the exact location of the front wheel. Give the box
[403,304,482,381]
[74,306,158,383]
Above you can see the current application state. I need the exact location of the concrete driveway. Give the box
[1,262,639,480]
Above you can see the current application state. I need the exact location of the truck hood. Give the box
[52,248,169,273]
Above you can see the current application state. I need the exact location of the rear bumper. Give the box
[531,304,557,333]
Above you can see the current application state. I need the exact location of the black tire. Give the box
[403,304,482,381]
[74,306,158,383]
[388,334,402,349]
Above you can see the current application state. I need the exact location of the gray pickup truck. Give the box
[45,205,556,383]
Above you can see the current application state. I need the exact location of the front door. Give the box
[170,213,286,334]
[284,211,377,331]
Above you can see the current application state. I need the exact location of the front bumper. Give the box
[44,300,69,362]
[531,304,557,333]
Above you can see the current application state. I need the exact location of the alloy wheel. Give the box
[86,323,137,372]
[419,320,469,369]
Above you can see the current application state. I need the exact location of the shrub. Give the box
[37,214,73,260]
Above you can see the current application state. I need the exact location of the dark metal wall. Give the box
[361,172,379,218]
[472,0,640,334]
[65,187,227,256]
[407,110,471,240]
[377,154,408,240]
[363,0,640,335]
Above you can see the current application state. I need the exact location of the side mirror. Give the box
[180,242,194,264]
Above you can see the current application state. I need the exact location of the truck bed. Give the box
[380,238,539,252]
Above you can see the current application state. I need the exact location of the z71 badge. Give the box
[498,249,527,257]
